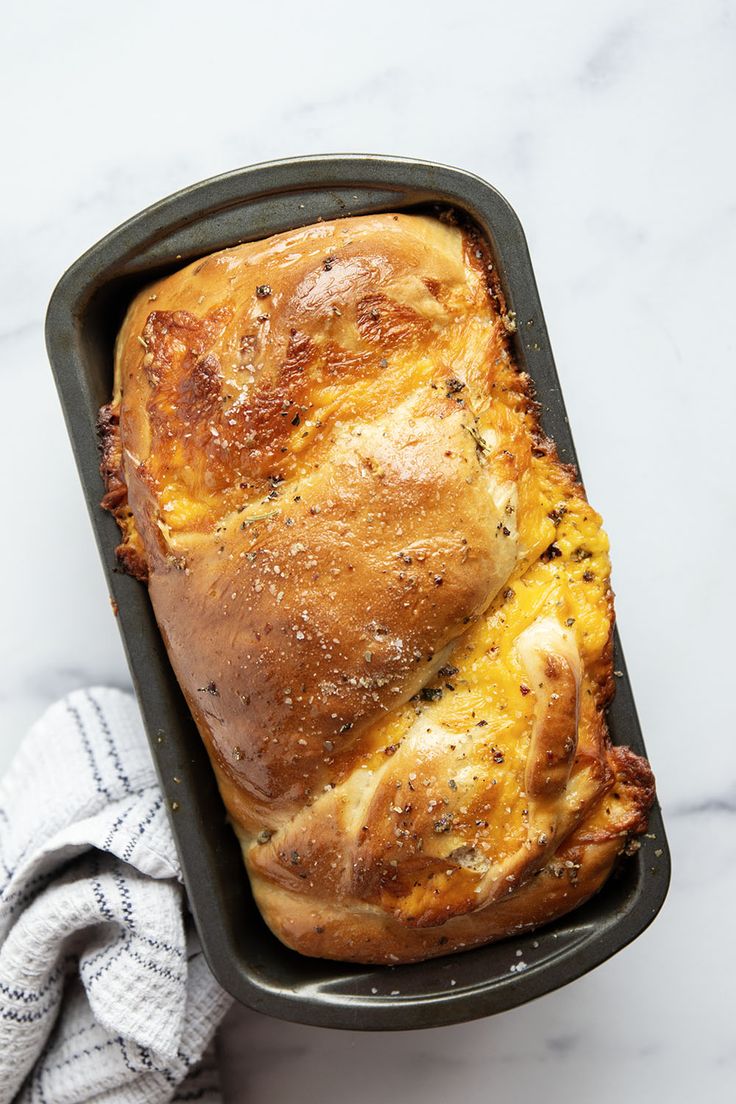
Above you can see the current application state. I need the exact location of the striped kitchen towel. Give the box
[0,688,232,1103]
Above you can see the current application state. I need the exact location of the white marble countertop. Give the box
[2,1,734,1099]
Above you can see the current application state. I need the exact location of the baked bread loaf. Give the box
[100,212,654,964]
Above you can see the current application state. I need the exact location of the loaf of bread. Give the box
[99,212,654,963]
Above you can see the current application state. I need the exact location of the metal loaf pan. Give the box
[45,155,670,1030]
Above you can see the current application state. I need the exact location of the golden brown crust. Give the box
[98,403,148,581]
[101,212,654,963]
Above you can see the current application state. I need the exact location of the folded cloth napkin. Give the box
[0,687,232,1103]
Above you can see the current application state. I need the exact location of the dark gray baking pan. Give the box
[45,155,670,1030]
